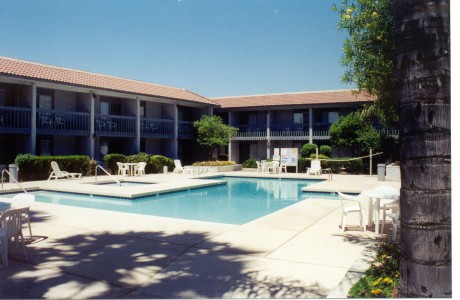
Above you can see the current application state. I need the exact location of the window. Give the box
[100,97,122,115]
[140,101,146,117]
[293,113,303,124]
[38,95,53,109]
[100,101,110,115]
[328,112,339,123]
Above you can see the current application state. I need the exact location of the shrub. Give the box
[300,143,317,158]
[298,157,309,173]
[126,152,153,173]
[103,153,126,174]
[321,157,364,174]
[15,154,92,181]
[150,155,174,173]
[242,159,257,168]
[320,145,332,157]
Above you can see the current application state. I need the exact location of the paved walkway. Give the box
[0,172,400,298]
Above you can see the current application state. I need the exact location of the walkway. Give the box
[0,172,400,298]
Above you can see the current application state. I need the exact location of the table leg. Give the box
[374,198,381,234]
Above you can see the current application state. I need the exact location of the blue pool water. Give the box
[27,177,337,225]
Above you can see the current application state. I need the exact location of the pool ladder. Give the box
[1,169,28,193]
[95,165,121,186]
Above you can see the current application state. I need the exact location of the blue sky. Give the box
[0,0,351,97]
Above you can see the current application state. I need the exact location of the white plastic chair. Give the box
[10,193,35,238]
[279,162,288,174]
[307,160,322,175]
[268,161,279,174]
[117,162,129,176]
[134,162,147,176]
[381,198,400,241]
[48,161,82,180]
[1,207,29,268]
[337,191,367,232]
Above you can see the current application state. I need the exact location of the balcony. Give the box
[230,123,334,141]
[141,118,174,138]
[37,109,90,136]
[0,106,32,134]
[270,123,309,141]
[95,114,136,137]
[178,121,194,139]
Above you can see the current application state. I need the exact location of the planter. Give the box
[385,165,401,181]
[202,164,243,173]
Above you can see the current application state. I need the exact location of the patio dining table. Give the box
[122,163,140,176]
[361,187,400,234]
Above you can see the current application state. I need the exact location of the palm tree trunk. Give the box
[393,0,451,297]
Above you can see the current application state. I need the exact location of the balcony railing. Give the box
[37,109,90,136]
[0,106,32,134]
[141,118,174,138]
[178,121,194,139]
[312,123,331,140]
[233,125,267,140]
[270,123,309,140]
[95,114,136,137]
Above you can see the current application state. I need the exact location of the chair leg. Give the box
[342,214,346,232]
[1,236,8,268]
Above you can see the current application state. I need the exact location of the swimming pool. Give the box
[17,177,337,225]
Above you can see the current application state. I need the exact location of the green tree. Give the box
[393,0,451,297]
[193,115,238,160]
[333,0,398,127]
[329,111,380,155]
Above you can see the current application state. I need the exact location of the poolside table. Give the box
[123,163,140,176]
[361,188,400,234]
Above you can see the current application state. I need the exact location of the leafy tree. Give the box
[193,115,238,160]
[329,111,380,155]
[393,0,451,297]
[333,0,398,127]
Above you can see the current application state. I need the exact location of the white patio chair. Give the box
[173,160,193,174]
[116,162,129,176]
[10,193,35,239]
[337,191,367,232]
[268,161,279,174]
[278,162,288,174]
[381,198,400,241]
[307,159,322,175]
[48,161,82,180]
[256,161,266,173]
[1,207,29,268]
[134,162,147,176]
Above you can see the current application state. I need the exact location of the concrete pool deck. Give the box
[0,172,400,298]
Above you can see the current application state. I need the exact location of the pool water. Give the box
[29,177,337,225]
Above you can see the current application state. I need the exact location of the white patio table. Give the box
[122,163,140,177]
[361,187,400,234]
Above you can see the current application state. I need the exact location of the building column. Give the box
[266,110,271,159]
[173,104,179,159]
[29,83,37,154]
[228,112,233,161]
[309,108,313,144]
[90,93,95,159]
[135,97,141,153]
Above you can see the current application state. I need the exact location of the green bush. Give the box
[242,159,257,168]
[320,145,332,157]
[150,155,174,173]
[298,157,309,173]
[15,154,92,181]
[300,143,317,158]
[321,157,364,174]
[103,153,126,174]
[309,154,329,160]
[126,152,153,173]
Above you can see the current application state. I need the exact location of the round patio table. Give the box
[361,187,400,234]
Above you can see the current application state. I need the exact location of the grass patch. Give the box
[349,241,400,298]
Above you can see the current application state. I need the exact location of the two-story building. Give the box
[0,56,218,165]
[212,91,374,162]
[1,56,382,166]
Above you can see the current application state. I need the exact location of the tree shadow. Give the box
[1,226,332,298]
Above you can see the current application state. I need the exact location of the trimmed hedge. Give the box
[322,157,364,174]
[15,154,94,181]
[192,161,237,166]
[242,159,257,168]
[320,145,332,157]
[103,153,126,174]
[150,155,174,173]
[300,143,317,158]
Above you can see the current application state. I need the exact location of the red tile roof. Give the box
[0,56,217,106]
[212,90,375,109]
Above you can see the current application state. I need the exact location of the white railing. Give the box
[95,165,121,186]
[1,169,28,193]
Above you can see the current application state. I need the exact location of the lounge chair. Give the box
[337,191,367,232]
[0,207,30,268]
[48,161,82,180]
[307,159,322,175]
[173,160,193,174]
[256,161,266,173]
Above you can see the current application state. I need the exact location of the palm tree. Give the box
[393,0,451,297]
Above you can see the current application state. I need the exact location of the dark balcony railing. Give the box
[233,125,267,140]
[141,118,174,138]
[178,121,194,139]
[95,114,136,137]
[312,123,331,140]
[37,109,90,136]
[0,106,31,134]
